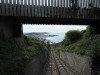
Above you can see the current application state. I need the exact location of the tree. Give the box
[66,30,82,43]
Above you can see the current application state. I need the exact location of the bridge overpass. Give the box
[0,0,100,39]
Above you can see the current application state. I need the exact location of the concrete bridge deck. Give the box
[0,0,100,21]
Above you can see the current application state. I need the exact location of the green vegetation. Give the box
[0,36,48,75]
[57,26,100,57]
[56,26,100,74]
[24,36,48,59]
[65,30,82,43]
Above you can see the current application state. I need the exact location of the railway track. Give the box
[45,47,77,75]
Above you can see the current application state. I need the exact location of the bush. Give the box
[83,26,94,38]
[61,36,71,47]
[66,30,82,43]
[24,36,48,59]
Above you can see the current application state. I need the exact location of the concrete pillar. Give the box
[12,21,23,38]
[0,17,22,39]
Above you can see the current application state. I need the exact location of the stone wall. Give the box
[59,52,92,75]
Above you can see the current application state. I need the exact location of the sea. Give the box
[46,32,65,43]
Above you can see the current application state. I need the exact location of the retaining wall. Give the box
[59,52,92,75]
[24,50,49,75]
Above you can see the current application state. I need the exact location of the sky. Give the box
[23,24,87,33]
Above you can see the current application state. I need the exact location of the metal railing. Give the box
[0,0,100,19]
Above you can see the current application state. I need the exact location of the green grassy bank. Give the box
[0,36,48,75]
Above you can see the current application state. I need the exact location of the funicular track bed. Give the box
[45,47,78,75]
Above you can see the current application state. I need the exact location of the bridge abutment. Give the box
[0,18,22,39]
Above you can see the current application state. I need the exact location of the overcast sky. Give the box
[23,24,87,33]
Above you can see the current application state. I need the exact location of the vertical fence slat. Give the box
[93,0,95,19]
[86,0,88,19]
[63,0,65,18]
[45,0,47,17]
[56,0,57,17]
[87,0,89,19]
[81,0,83,19]
[42,0,44,17]
[60,0,62,18]
[48,0,50,17]
[95,0,96,19]
[54,0,56,17]
[79,0,81,18]
[96,0,98,19]
[91,0,93,19]
[37,0,38,17]
[97,0,99,8]
[61,0,63,18]
[24,0,28,16]
[38,0,41,17]
[59,0,61,18]
[5,0,9,16]
[68,0,69,18]
[88,0,90,19]
[21,0,24,16]
[92,0,94,19]
[0,0,1,15]
[98,0,99,8]
[28,0,31,16]
[95,0,98,19]
[51,0,53,17]
[95,0,97,7]
[77,0,79,18]
[99,0,100,8]
[69,0,71,18]
[13,0,16,16]
[16,0,20,16]
[76,0,78,18]
[99,0,100,19]
[65,0,66,18]
[35,0,37,17]
[1,0,5,15]
[31,0,34,17]
[78,0,81,18]
[57,0,59,18]
[9,0,13,16]
[81,0,82,18]
[66,0,68,18]
[83,0,85,19]
[90,0,93,19]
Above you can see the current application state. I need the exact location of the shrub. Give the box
[66,30,82,43]
[83,26,94,38]
[62,36,71,47]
